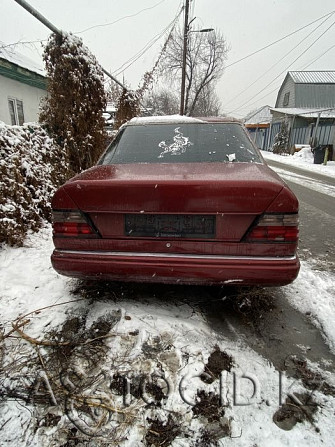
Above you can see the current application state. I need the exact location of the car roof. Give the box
[127,115,242,126]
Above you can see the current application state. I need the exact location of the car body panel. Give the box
[59,163,286,214]
[51,249,299,286]
[51,117,300,286]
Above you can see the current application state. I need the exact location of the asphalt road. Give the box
[266,159,335,268]
[201,160,335,378]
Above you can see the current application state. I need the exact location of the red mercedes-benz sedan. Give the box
[51,116,299,286]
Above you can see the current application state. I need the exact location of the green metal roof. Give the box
[0,57,47,90]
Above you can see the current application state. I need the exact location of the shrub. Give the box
[0,122,69,246]
[40,32,106,173]
[114,89,140,130]
[273,119,290,155]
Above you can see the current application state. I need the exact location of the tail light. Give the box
[52,210,99,238]
[245,213,299,243]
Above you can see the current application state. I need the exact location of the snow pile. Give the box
[292,146,314,162]
[285,260,335,352]
[0,122,69,246]
[262,150,335,178]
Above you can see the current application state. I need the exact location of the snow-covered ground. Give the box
[261,148,335,179]
[261,148,335,351]
[262,148,335,199]
[1,226,335,446]
[270,167,335,198]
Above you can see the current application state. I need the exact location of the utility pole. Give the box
[180,0,190,116]
[13,0,126,90]
[179,1,213,116]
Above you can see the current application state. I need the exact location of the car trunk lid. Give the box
[53,163,284,242]
[62,162,284,214]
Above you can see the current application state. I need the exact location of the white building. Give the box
[0,48,46,125]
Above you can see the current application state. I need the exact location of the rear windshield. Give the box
[99,122,262,165]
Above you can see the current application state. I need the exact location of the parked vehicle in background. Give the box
[51,116,299,286]
[102,103,117,130]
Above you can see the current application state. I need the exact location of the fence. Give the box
[267,121,334,150]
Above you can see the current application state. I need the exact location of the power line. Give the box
[225,9,335,70]
[227,84,281,116]
[12,0,126,89]
[8,0,182,92]
[4,1,173,55]
[300,44,335,70]
[3,2,169,48]
[112,7,183,77]
[224,11,334,107]
[5,5,335,64]
[0,40,42,49]
[75,0,168,34]
[227,18,335,115]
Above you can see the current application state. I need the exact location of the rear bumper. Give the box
[51,249,300,286]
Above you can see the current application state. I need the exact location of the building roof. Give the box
[0,47,46,90]
[0,47,45,76]
[288,71,335,84]
[270,107,335,119]
[244,105,272,125]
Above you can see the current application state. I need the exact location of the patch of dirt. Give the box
[47,315,88,365]
[113,373,168,405]
[196,428,219,447]
[196,424,232,447]
[273,392,318,431]
[201,346,234,384]
[192,390,232,444]
[49,310,121,366]
[61,316,87,341]
[142,335,172,358]
[110,373,125,396]
[86,313,121,343]
[40,412,62,428]
[1,309,124,415]
[71,280,134,302]
[192,390,225,423]
[145,414,181,447]
[144,377,167,405]
[128,329,139,336]
[127,374,144,400]
[228,287,276,323]
[57,427,83,446]
[285,356,335,397]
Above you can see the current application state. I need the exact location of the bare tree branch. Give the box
[160,28,229,116]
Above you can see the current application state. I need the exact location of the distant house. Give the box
[0,48,47,126]
[268,71,335,152]
[244,105,272,150]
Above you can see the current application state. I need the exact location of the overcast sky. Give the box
[1,0,335,118]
